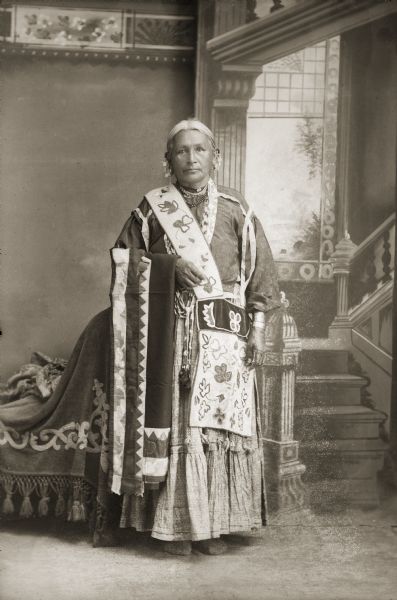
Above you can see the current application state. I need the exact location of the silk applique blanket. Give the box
[110,248,177,496]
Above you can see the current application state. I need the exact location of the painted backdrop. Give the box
[0,57,193,377]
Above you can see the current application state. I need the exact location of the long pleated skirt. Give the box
[120,317,266,541]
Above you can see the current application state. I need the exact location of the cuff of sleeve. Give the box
[246,291,282,314]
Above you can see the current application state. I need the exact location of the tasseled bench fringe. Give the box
[0,474,94,521]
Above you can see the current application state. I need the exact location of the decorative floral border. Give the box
[319,36,340,266]
[15,9,123,48]
[1,5,195,52]
[276,260,334,282]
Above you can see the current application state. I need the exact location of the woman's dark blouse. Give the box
[115,186,280,314]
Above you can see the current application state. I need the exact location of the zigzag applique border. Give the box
[134,257,151,483]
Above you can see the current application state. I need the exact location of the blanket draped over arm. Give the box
[109,248,177,497]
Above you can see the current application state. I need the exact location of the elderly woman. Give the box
[110,118,280,555]
[0,118,279,556]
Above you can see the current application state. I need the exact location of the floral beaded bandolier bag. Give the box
[146,180,256,437]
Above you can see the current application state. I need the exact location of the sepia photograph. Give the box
[0,1,396,599]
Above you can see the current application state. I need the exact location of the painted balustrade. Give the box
[329,214,395,341]
[349,214,395,311]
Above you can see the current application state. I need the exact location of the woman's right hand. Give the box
[175,258,207,289]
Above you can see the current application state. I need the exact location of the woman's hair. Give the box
[165,118,216,158]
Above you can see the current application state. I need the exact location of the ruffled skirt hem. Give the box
[120,438,264,541]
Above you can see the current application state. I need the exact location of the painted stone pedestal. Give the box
[263,439,306,513]
[259,297,306,514]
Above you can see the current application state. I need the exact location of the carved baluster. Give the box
[365,246,378,294]
[270,1,285,13]
[382,228,392,283]
[260,294,306,514]
[246,0,258,22]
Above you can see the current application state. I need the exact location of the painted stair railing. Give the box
[349,213,395,312]
[347,214,395,377]
[261,295,388,512]
[329,214,395,341]
[261,211,393,513]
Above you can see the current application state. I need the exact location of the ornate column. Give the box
[328,232,357,341]
[195,0,260,190]
[211,65,262,193]
[335,35,353,242]
[259,295,306,514]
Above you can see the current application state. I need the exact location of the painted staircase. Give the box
[294,349,386,510]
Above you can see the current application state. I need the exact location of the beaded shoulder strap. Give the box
[145,185,223,300]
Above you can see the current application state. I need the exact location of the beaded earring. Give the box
[162,154,173,179]
[212,149,222,172]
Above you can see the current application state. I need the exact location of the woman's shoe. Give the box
[194,538,228,555]
[162,541,192,556]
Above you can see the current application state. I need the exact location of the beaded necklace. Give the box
[177,183,208,207]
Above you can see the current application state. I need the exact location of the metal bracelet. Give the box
[253,312,266,324]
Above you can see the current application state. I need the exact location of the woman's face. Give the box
[170,129,214,189]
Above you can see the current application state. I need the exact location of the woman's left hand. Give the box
[245,326,266,367]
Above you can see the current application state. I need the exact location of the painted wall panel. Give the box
[0,57,193,378]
